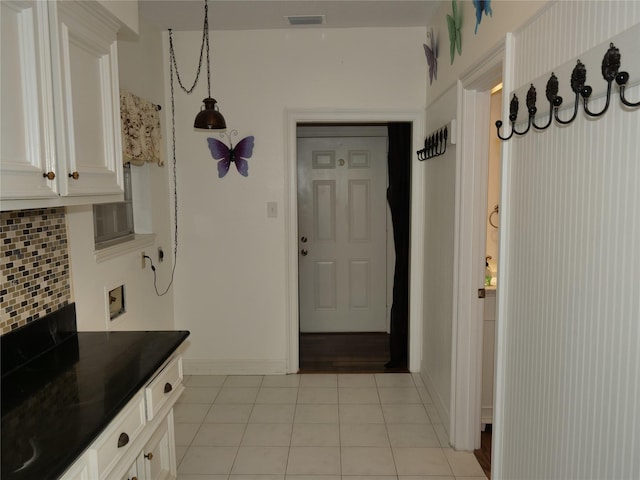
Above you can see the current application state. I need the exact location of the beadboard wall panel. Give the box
[513,1,640,88]
[496,2,640,478]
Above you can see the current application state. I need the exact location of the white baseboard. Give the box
[481,406,493,425]
[421,370,451,442]
[183,358,288,376]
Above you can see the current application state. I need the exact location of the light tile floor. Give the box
[175,373,486,480]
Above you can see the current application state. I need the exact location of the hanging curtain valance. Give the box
[120,89,163,166]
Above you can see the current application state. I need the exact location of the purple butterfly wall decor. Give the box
[423,28,438,85]
[207,130,255,178]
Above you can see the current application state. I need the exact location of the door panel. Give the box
[313,180,336,241]
[349,179,371,241]
[298,136,387,332]
[315,261,337,309]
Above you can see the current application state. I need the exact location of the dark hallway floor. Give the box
[474,424,492,478]
[299,332,408,373]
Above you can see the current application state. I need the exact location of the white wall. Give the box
[420,0,549,443]
[426,0,548,107]
[97,0,138,37]
[494,2,640,478]
[420,85,457,435]
[485,90,501,276]
[166,27,427,373]
[67,19,174,331]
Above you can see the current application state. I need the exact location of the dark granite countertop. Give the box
[1,305,189,480]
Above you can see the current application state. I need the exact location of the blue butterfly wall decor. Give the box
[207,130,255,178]
[423,28,438,85]
[446,0,462,65]
[472,0,493,34]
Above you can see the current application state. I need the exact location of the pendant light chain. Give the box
[152,0,219,296]
[205,1,211,98]
[167,0,210,95]
[152,0,210,297]
[147,54,179,297]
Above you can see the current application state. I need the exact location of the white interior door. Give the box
[297,136,388,332]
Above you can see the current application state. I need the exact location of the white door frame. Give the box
[451,43,506,450]
[284,109,425,373]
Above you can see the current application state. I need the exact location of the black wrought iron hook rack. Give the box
[418,120,456,161]
[496,42,639,141]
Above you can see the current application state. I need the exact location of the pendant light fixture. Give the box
[168,0,226,131]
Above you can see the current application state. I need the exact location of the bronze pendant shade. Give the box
[194,97,226,130]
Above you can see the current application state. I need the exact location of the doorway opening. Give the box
[295,123,411,373]
[284,109,425,375]
[475,82,503,479]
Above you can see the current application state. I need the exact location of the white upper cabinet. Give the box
[1,1,58,199]
[1,0,124,209]
[50,1,123,197]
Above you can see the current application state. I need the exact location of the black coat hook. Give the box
[615,71,640,107]
[532,74,557,130]
[582,43,620,117]
[554,60,585,125]
[497,41,639,141]
[417,125,449,160]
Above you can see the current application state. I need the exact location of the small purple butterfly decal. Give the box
[423,28,438,85]
[207,131,255,178]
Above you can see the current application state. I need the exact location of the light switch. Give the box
[267,201,278,218]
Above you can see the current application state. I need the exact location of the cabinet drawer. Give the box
[145,355,182,421]
[92,393,146,479]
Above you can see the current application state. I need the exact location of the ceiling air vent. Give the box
[286,15,326,26]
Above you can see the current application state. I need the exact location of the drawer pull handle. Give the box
[43,171,56,180]
[117,432,129,448]
[68,171,79,179]
[144,452,154,460]
[164,382,173,393]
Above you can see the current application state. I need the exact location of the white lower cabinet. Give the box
[120,459,140,480]
[119,414,173,480]
[60,454,91,480]
[60,355,183,480]
[140,413,175,480]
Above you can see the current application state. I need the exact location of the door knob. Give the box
[301,249,308,256]
[300,236,308,243]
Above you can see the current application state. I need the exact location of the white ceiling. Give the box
[139,0,441,31]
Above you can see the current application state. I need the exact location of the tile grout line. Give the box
[177,374,483,479]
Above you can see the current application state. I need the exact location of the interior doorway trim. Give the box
[452,41,507,451]
[284,108,425,374]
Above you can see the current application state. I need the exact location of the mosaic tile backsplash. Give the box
[1,208,72,335]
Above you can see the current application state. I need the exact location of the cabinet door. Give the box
[142,414,176,480]
[59,452,92,480]
[0,0,59,199]
[50,1,123,196]
[119,458,141,480]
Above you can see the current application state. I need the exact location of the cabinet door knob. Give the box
[43,171,56,180]
[130,477,137,480]
[144,452,154,460]
[117,432,129,448]
[68,171,79,179]
[164,382,173,394]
